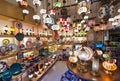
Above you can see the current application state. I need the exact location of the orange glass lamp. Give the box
[10,26,15,35]
[102,61,117,74]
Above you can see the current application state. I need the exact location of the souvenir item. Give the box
[19,44,25,49]
[15,33,24,41]
[7,44,18,52]
[98,7,106,18]
[3,39,10,45]
[10,63,22,75]
[78,47,93,61]
[102,54,109,59]
[0,46,9,55]
[16,22,23,29]
[0,61,7,73]
[1,69,12,81]
[26,41,33,48]
[110,5,115,17]
[96,49,103,55]
[102,61,117,71]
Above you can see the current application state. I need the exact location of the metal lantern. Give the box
[78,47,93,61]
[102,61,117,74]
[40,9,46,14]
[33,0,41,7]
[49,10,56,15]
[92,58,99,72]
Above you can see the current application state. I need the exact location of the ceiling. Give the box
[4,0,120,25]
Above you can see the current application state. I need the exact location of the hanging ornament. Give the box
[40,9,46,15]
[43,14,54,28]
[62,21,70,26]
[54,32,59,40]
[58,18,65,23]
[77,7,87,15]
[54,1,61,7]
[64,27,69,32]
[109,5,115,17]
[49,9,56,15]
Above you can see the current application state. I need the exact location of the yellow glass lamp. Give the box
[10,26,15,35]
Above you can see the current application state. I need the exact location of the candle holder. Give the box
[90,57,100,77]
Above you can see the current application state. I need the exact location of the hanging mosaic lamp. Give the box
[40,9,46,15]
[62,21,69,26]
[49,9,56,15]
[54,1,61,7]
[58,18,65,23]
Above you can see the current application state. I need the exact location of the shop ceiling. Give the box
[4,0,120,25]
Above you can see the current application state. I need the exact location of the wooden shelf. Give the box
[31,58,57,81]
[0,48,37,60]
[0,35,15,37]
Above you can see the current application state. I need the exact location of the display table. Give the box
[67,62,120,81]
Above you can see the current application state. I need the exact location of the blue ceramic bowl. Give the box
[1,69,12,81]
[10,63,22,75]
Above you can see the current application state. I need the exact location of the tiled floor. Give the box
[39,61,68,81]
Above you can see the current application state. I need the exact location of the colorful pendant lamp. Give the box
[49,9,56,15]
[54,1,61,7]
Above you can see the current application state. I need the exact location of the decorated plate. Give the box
[19,44,25,49]
[16,22,23,29]
[7,44,18,52]
[0,46,9,55]
[0,61,7,73]
[10,63,22,75]
[26,41,33,49]
[3,39,10,45]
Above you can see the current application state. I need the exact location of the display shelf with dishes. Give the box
[31,54,57,81]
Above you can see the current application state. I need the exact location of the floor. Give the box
[39,61,68,81]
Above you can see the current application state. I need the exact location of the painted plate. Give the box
[3,39,10,45]
[16,22,23,29]
[0,46,9,55]
[7,44,18,52]
[26,41,33,49]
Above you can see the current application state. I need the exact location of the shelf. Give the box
[31,58,57,81]
[0,35,15,37]
[0,48,37,60]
